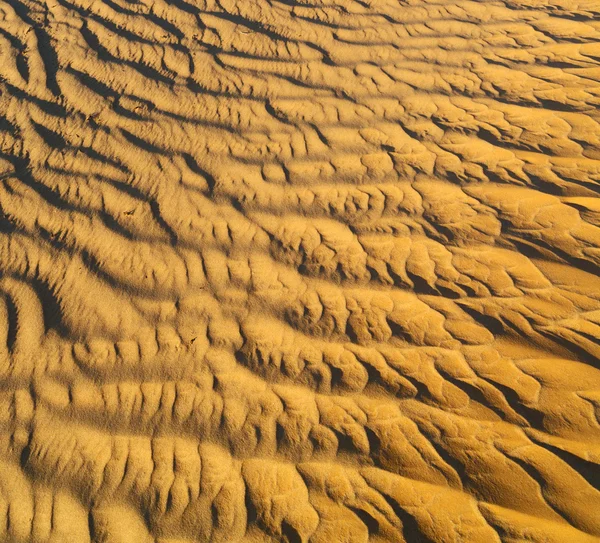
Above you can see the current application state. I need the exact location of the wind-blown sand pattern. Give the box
[0,0,599,541]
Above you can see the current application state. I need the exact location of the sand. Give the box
[0,0,599,541]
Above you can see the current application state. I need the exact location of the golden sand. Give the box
[0,0,599,541]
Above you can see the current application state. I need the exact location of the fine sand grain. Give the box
[0,0,599,541]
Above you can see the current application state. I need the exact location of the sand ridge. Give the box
[0,0,599,541]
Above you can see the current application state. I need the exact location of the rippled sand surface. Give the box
[0,0,599,541]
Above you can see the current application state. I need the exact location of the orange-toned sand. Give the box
[0,0,599,541]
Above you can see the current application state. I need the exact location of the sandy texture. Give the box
[0,0,599,541]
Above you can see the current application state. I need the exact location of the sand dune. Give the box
[0,0,599,541]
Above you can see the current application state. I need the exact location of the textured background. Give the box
[0,0,599,541]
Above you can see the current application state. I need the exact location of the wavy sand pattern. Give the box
[0,0,599,541]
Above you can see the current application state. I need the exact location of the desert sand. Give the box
[0,0,599,541]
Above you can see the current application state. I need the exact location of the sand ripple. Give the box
[0,0,599,541]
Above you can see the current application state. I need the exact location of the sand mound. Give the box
[0,0,599,541]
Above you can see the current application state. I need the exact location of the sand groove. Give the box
[0,0,599,541]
